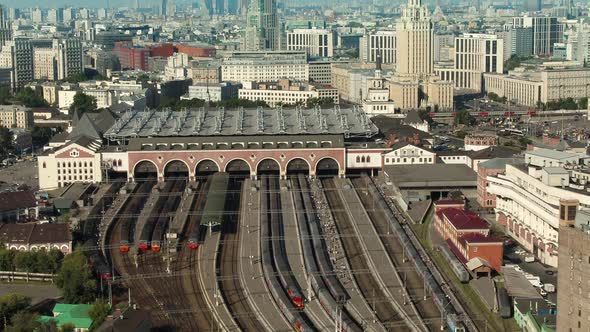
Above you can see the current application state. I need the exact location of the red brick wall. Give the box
[151,43,175,57]
[466,242,503,272]
[175,44,216,57]
[127,148,346,178]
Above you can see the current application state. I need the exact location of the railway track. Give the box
[217,177,266,331]
[321,178,411,332]
[351,177,441,331]
[107,179,172,325]
[177,179,217,331]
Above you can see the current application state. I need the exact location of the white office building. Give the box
[287,29,333,57]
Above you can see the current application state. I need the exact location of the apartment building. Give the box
[487,148,590,267]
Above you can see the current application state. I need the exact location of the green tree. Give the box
[0,247,16,270]
[69,92,97,116]
[88,299,110,331]
[0,126,14,157]
[0,86,12,105]
[454,109,475,126]
[305,97,334,109]
[14,87,49,108]
[0,294,32,328]
[417,109,434,124]
[6,311,41,332]
[31,126,58,148]
[56,250,97,304]
[579,97,588,109]
[14,251,36,272]
[60,323,75,332]
[213,98,269,108]
[346,21,363,28]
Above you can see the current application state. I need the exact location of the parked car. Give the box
[524,255,535,263]
[544,284,556,293]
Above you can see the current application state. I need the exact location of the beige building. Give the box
[395,0,433,80]
[484,66,590,107]
[387,0,454,110]
[221,51,309,84]
[238,80,339,107]
[557,219,590,332]
[0,105,34,129]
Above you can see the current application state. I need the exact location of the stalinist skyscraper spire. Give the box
[395,0,434,80]
[244,0,280,51]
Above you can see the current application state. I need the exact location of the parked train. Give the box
[437,245,470,283]
[446,313,466,332]
[497,287,512,318]
[260,176,313,331]
[188,173,229,250]
[119,180,155,253]
[293,175,362,332]
[138,181,177,252]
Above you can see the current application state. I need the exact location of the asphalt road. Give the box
[0,159,39,192]
[0,283,61,304]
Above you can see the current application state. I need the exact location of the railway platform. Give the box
[335,178,427,332]
[310,179,387,332]
[132,186,161,254]
[198,230,241,331]
[99,183,135,256]
[280,179,334,330]
[239,179,292,331]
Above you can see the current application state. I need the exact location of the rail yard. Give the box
[96,168,469,332]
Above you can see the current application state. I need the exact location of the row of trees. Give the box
[0,87,50,108]
[0,247,64,274]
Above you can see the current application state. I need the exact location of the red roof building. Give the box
[434,206,503,274]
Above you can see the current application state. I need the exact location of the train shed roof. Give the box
[104,106,378,139]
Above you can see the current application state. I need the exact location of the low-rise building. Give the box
[0,223,72,253]
[383,142,436,165]
[434,204,503,274]
[464,134,497,151]
[39,304,93,331]
[514,298,556,332]
[182,82,241,102]
[0,191,38,222]
[0,105,34,129]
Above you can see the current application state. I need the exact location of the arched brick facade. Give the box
[127,148,346,181]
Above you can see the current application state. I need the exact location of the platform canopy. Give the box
[104,105,379,139]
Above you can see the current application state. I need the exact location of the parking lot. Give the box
[0,158,39,192]
[504,244,557,305]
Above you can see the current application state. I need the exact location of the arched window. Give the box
[361,156,366,163]
[118,159,123,167]
[42,162,46,168]
[366,156,371,163]
[356,156,360,163]
[68,162,71,167]
[56,162,60,167]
